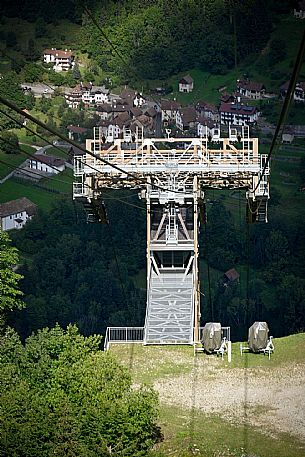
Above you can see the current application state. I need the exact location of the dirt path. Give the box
[154,361,305,441]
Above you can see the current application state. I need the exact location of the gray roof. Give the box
[0,197,37,218]
[179,75,193,85]
[32,154,66,167]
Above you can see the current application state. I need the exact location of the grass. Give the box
[0,17,82,59]
[0,168,72,210]
[111,333,305,457]
[0,144,36,179]
[143,15,305,110]
[111,333,305,383]
[0,151,26,179]
[158,404,303,457]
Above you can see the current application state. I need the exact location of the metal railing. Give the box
[104,327,144,351]
[104,325,231,350]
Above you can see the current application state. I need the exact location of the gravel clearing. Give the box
[154,360,305,441]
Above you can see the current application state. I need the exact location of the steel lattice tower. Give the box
[73,126,269,345]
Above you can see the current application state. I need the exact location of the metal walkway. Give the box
[144,270,194,344]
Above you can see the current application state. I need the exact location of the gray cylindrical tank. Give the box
[202,322,222,353]
[248,321,269,352]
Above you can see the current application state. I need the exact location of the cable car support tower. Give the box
[73,126,269,345]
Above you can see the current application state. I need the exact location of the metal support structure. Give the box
[74,129,269,345]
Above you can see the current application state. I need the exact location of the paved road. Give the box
[21,83,55,97]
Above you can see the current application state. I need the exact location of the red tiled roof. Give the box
[67,125,88,134]
[43,48,73,58]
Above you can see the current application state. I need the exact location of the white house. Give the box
[280,81,305,102]
[219,103,260,126]
[236,79,266,100]
[160,100,181,123]
[195,101,220,122]
[0,197,37,231]
[82,87,109,106]
[197,118,220,140]
[43,48,74,71]
[294,82,305,102]
[294,0,305,18]
[65,86,82,109]
[179,75,194,93]
[96,104,113,120]
[120,89,145,107]
[67,125,88,141]
[176,107,197,131]
[29,154,66,174]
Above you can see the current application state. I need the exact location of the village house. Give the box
[67,125,88,141]
[28,154,66,174]
[111,101,132,115]
[280,81,305,102]
[96,104,113,120]
[195,101,220,122]
[65,86,83,109]
[102,112,132,141]
[220,93,237,104]
[120,89,145,107]
[96,120,111,138]
[82,87,110,106]
[129,107,143,119]
[219,102,259,126]
[43,48,74,71]
[131,114,154,136]
[144,107,158,119]
[294,0,305,18]
[160,100,181,123]
[0,197,37,231]
[176,107,197,131]
[197,117,220,140]
[179,75,194,93]
[236,79,266,100]
[294,82,305,101]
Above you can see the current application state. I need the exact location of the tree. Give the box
[0,131,20,154]
[25,38,40,61]
[73,61,81,80]
[35,17,47,38]
[0,232,24,329]
[0,72,32,129]
[269,38,287,66]
[0,325,162,456]
[6,31,17,48]
[22,63,44,83]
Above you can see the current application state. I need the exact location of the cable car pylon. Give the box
[73,125,269,345]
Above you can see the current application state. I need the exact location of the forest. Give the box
[4,183,304,343]
[0,0,294,82]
